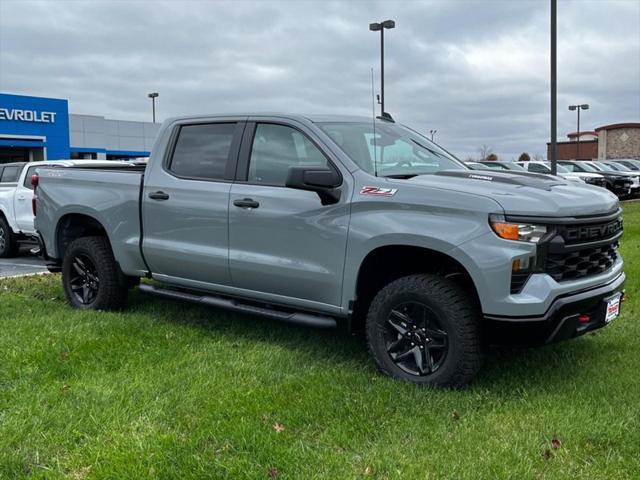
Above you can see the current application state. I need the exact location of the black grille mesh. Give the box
[546,242,618,282]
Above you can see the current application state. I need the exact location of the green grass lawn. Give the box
[1,205,639,480]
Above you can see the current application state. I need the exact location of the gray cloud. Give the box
[0,0,638,159]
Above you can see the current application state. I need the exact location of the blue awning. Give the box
[0,138,45,148]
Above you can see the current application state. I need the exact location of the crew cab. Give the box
[34,114,626,387]
[0,160,134,257]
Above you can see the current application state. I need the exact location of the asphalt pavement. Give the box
[0,247,49,278]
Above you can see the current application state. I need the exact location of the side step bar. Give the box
[138,283,337,329]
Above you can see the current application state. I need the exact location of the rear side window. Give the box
[169,123,236,180]
[23,166,38,190]
[0,166,20,183]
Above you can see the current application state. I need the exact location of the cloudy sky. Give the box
[1,0,638,159]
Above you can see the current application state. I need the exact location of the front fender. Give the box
[340,202,497,312]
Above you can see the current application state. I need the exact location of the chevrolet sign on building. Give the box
[0,108,57,123]
[0,92,160,163]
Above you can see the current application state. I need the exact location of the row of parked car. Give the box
[466,159,640,199]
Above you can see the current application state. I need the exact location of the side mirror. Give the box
[285,166,342,205]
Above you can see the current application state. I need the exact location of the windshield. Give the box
[622,160,640,170]
[606,162,626,171]
[502,162,526,171]
[578,162,599,173]
[588,162,612,172]
[318,122,465,177]
[540,162,569,173]
[482,162,508,170]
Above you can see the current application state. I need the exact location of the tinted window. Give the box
[559,162,578,172]
[0,166,20,183]
[169,123,236,180]
[23,166,38,190]
[528,163,550,173]
[248,124,328,186]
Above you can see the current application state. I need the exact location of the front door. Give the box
[228,121,350,309]
[142,120,244,287]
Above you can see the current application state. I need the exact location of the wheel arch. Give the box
[55,213,111,260]
[348,244,482,332]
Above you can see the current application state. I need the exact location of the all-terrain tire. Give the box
[62,236,128,310]
[366,274,483,388]
[0,216,19,258]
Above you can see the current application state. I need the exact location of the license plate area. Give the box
[604,293,622,323]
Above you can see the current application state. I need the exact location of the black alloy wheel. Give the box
[384,301,449,376]
[68,254,100,305]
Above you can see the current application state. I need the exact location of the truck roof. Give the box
[164,113,375,124]
[0,162,27,168]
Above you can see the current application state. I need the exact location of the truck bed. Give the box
[35,166,148,276]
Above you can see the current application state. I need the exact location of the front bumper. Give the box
[611,180,632,196]
[484,272,625,346]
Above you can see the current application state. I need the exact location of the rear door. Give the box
[14,164,37,233]
[142,118,244,286]
[227,119,351,310]
[0,165,23,230]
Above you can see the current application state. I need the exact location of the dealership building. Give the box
[0,92,160,164]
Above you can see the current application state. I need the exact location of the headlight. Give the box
[489,215,547,243]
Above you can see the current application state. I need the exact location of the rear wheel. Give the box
[62,236,128,310]
[366,274,483,388]
[0,217,19,258]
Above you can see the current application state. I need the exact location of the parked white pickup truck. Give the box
[0,160,137,257]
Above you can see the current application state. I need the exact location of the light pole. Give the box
[369,19,395,116]
[148,92,159,123]
[429,129,437,141]
[568,104,589,159]
[550,0,557,174]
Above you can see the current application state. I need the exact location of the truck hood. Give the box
[407,170,619,217]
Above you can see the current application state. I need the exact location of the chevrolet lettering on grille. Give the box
[564,219,623,243]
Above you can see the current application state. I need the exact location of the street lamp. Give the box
[148,92,159,123]
[568,103,589,159]
[369,19,395,116]
[429,129,437,141]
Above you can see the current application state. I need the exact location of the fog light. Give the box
[578,314,591,323]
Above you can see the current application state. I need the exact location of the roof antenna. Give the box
[371,67,378,177]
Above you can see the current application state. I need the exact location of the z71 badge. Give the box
[360,186,398,197]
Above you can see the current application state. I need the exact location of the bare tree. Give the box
[478,144,494,160]
[532,153,544,161]
[486,153,498,161]
[518,152,531,162]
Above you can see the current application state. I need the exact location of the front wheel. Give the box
[366,274,483,388]
[62,236,128,310]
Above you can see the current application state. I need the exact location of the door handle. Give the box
[233,198,260,209]
[17,196,26,201]
[148,191,170,201]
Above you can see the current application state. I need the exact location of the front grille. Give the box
[541,214,622,283]
[613,178,632,189]
[546,241,618,282]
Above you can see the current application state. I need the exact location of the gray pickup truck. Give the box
[34,114,626,387]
